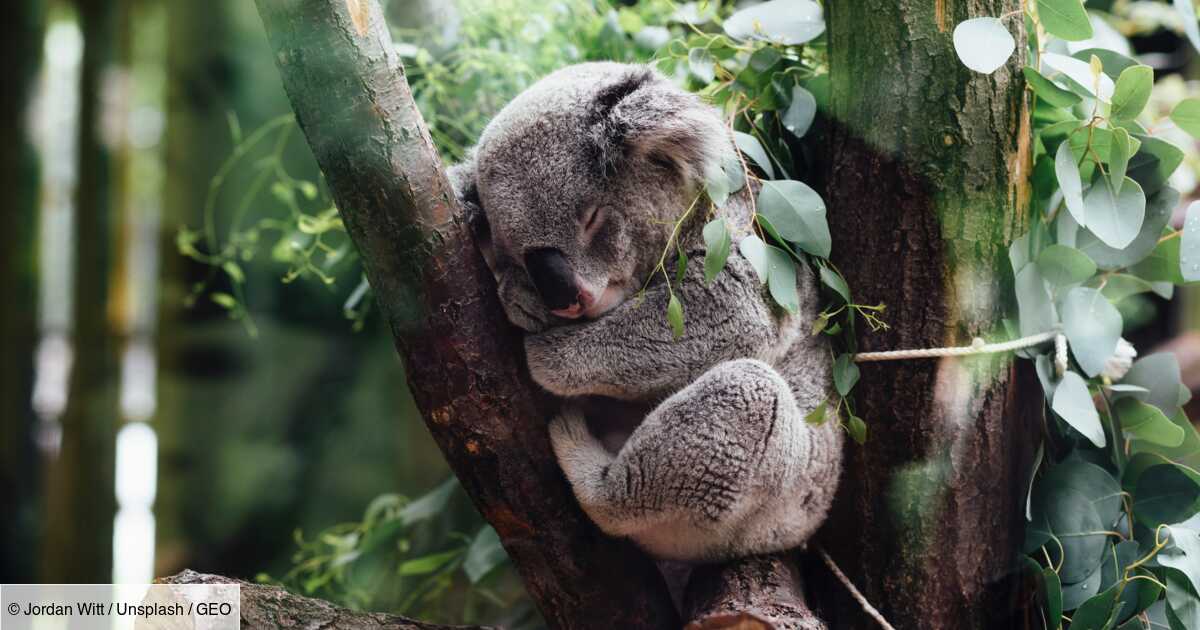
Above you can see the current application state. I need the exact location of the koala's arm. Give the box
[526,250,795,400]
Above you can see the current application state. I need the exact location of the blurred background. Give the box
[4,0,1200,628]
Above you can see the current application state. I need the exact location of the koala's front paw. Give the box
[525,330,587,396]
[548,406,595,461]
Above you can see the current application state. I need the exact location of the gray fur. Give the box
[451,62,843,562]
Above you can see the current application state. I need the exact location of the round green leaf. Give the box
[1061,287,1123,378]
[1117,398,1186,448]
[1111,65,1154,120]
[1134,465,1200,525]
[1123,353,1185,413]
[952,18,1015,74]
[1171,98,1200,139]
[724,0,825,45]
[1040,487,1110,582]
[1037,0,1094,41]
[1037,244,1096,286]
[1083,177,1146,250]
[757,179,831,258]
[1077,185,1178,270]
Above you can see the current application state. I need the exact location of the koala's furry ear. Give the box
[447,155,497,270]
[588,66,730,185]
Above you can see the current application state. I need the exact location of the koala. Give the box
[449,62,843,563]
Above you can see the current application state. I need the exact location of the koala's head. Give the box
[450,62,731,332]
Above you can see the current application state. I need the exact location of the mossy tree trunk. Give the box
[0,0,45,583]
[817,1,1039,628]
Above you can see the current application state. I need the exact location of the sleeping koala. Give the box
[449,62,843,562]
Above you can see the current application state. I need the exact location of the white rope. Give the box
[853,331,1058,363]
[817,546,897,630]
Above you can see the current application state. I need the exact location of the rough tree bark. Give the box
[817,1,1039,629]
[251,1,678,628]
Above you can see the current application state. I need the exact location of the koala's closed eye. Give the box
[580,205,605,241]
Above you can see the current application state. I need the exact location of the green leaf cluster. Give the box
[955,3,1200,627]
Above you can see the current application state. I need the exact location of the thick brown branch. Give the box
[683,554,826,630]
[251,1,677,628]
[159,571,492,630]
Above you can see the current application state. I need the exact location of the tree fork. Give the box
[819,1,1040,628]
[251,1,678,627]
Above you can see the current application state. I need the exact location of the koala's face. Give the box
[458,63,728,332]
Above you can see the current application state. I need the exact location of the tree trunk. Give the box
[251,1,677,628]
[818,1,1038,629]
[40,0,121,585]
[0,0,44,584]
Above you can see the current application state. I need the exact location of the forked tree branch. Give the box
[251,0,676,628]
[247,1,822,628]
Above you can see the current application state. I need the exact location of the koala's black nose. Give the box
[524,248,579,311]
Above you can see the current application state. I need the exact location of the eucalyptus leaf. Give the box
[733,131,775,179]
[1133,465,1199,525]
[1052,371,1107,447]
[1078,186,1178,270]
[1024,66,1082,109]
[1083,177,1145,250]
[702,219,732,284]
[1043,52,1115,102]
[833,354,860,397]
[1127,135,1185,196]
[1172,98,1200,139]
[739,233,770,283]
[1038,484,1109,582]
[1123,353,1186,415]
[765,245,799,313]
[1037,244,1096,286]
[1037,0,1094,42]
[1015,265,1058,338]
[757,180,831,257]
[1111,65,1154,120]
[782,85,817,138]
[953,18,1016,74]
[820,266,851,303]
[1118,398,1186,448]
[1061,287,1123,378]
[1181,201,1200,282]
[1061,558,1104,610]
[1056,141,1087,227]
[1160,524,1200,600]
[1109,127,1132,193]
[724,0,825,45]
[667,293,684,340]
